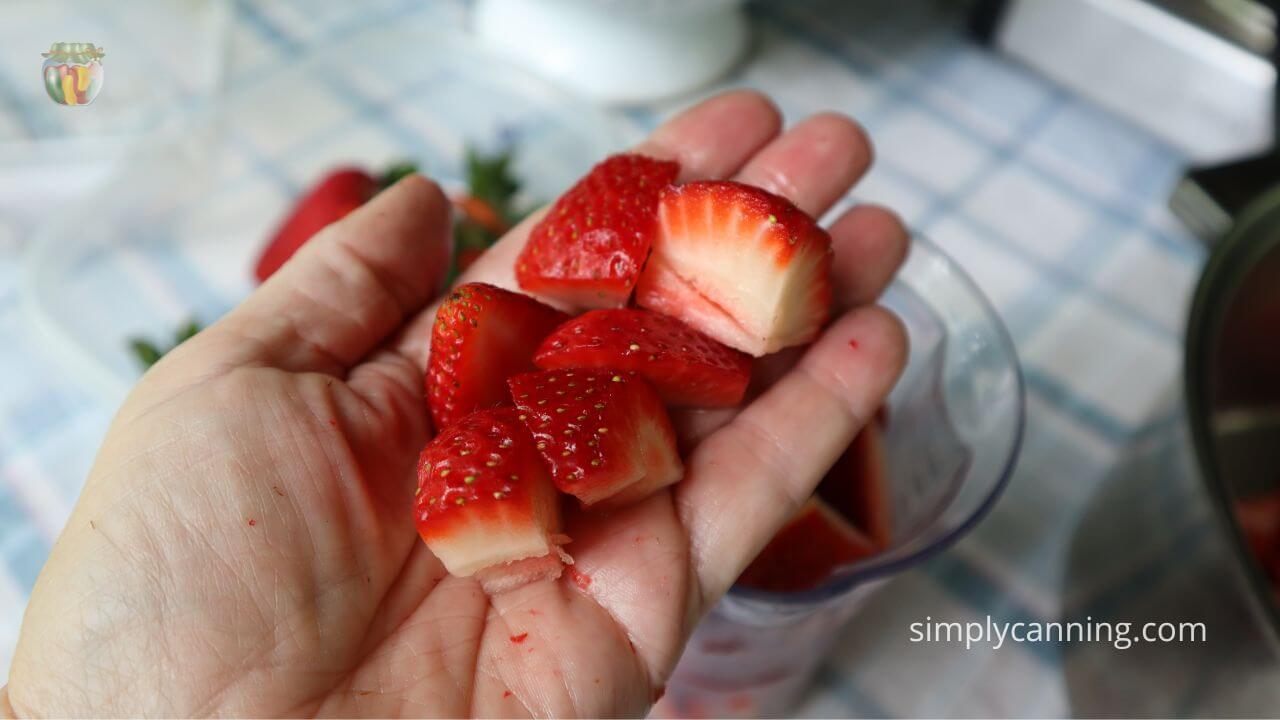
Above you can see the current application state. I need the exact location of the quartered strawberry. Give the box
[817,420,892,549]
[636,181,833,356]
[533,308,751,408]
[516,153,680,309]
[736,497,877,593]
[427,282,569,431]
[414,408,570,593]
[255,168,378,282]
[507,368,683,507]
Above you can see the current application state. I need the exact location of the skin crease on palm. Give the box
[1,91,909,718]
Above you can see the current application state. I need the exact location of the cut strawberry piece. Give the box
[817,420,892,549]
[737,497,878,593]
[255,168,378,282]
[516,153,680,309]
[427,282,569,431]
[507,368,683,507]
[636,181,833,356]
[533,308,752,408]
[1236,490,1280,582]
[414,408,569,593]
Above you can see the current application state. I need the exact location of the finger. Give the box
[391,90,784,370]
[675,305,909,606]
[733,112,873,217]
[829,204,910,306]
[636,89,783,181]
[202,175,452,375]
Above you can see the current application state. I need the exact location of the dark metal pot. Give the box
[1186,185,1280,645]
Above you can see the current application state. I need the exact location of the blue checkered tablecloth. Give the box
[3,1,1276,716]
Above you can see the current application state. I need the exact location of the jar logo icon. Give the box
[43,42,104,106]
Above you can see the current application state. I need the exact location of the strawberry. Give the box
[636,181,833,356]
[255,168,378,282]
[427,283,569,431]
[454,247,486,274]
[736,497,877,593]
[1237,490,1280,583]
[507,368,683,507]
[414,407,570,593]
[516,153,680,309]
[816,420,892,549]
[533,308,751,408]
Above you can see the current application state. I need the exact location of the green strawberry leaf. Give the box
[130,318,203,370]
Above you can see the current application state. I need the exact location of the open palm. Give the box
[4,91,907,718]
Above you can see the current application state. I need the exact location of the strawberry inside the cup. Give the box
[737,497,877,593]
[817,421,892,550]
[740,419,892,592]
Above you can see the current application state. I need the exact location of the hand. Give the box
[3,91,908,718]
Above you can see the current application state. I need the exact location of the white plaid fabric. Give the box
[2,1,1269,715]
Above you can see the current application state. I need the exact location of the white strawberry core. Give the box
[429,478,563,579]
[639,200,826,356]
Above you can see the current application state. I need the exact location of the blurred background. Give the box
[3,0,1280,716]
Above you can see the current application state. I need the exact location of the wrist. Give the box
[0,685,14,719]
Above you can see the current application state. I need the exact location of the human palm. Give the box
[3,92,908,718]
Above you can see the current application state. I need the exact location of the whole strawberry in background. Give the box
[252,149,526,284]
[516,153,680,309]
[254,164,416,282]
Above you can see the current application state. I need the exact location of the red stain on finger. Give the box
[567,566,592,590]
[247,518,257,527]
[502,691,513,698]
[510,633,528,644]
[848,338,859,350]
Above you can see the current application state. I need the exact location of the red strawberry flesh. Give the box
[816,420,892,549]
[516,153,679,309]
[414,408,568,591]
[255,168,377,282]
[737,497,877,592]
[534,308,752,408]
[636,180,833,356]
[507,368,683,507]
[427,282,569,431]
